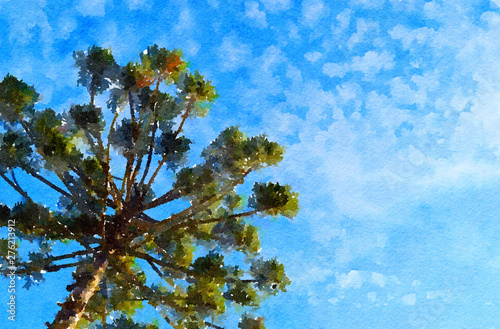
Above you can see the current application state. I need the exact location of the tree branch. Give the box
[204,322,225,329]
[0,171,31,201]
[138,117,158,191]
[169,209,263,232]
[134,77,162,197]
[28,171,72,199]
[11,170,20,188]
[48,253,109,329]
[12,260,88,276]
[140,188,182,211]
[135,212,158,224]
[142,96,195,200]
[8,248,100,276]
[132,169,254,251]
[146,259,164,278]
[128,249,191,278]
[48,248,100,262]
[174,96,195,137]
[116,260,177,329]
[45,261,86,273]
[57,171,100,218]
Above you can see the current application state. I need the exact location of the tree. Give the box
[0,45,298,329]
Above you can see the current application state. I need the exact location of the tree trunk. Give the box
[48,253,109,329]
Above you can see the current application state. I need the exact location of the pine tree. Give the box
[0,45,298,329]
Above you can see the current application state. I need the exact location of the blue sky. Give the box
[1,0,500,328]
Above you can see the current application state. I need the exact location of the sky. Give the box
[1,0,500,328]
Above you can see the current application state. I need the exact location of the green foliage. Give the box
[74,46,119,97]
[202,126,284,176]
[155,94,185,121]
[0,74,39,122]
[185,277,226,314]
[109,118,150,157]
[155,125,191,169]
[96,315,159,329]
[211,218,261,253]
[191,252,227,280]
[69,104,104,136]
[224,280,260,307]
[238,314,266,329]
[139,45,187,85]
[250,258,291,296]
[249,182,299,218]
[174,165,217,198]
[0,129,33,172]
[0,44,299,329]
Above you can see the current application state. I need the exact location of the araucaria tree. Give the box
[0,45,298,329]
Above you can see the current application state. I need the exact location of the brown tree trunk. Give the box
[47,253,109,329]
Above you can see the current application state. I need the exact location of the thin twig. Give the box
[0,171,31,201]
[147,260,164,278]
[140,189,182,211]
[143,97,194,195]
[204,322,225,329]
[29,171,72,199]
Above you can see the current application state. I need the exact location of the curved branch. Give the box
[146,259,163,278]
[127,249,191,278]
[0,171,31,201]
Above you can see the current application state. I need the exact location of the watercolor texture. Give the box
[1,1,500,328]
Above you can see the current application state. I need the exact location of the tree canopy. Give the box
[0,45,298,329]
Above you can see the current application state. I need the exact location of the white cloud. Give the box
[402,293,417,306]
[348,19,380,49]
[218,36,252,71]
[184,38,201,57]
[287,21,301,40]
[365,91,410,129]
[372,272,387,287]
[245,1,267,28]
[336,9,352,30]
[305,51,323,63]
[260,0,291,12]
[337,270,364,289]
[174,8,194,31]
[76,0,106,17]
[350,0,385,9]
[389,0,418,11]
[207,0,219,8]
[3,0,53,46]
[488,255,500,269]
[427,290,452,300]
[322,63,349,78]
[389,24,435,50]
[126,0,152,10]
[301,0,328,26]
[350,50,395,75]
[248,45,286,96]
[56,14,77,40]
[323,51,394,78]
[367,291,377,303]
